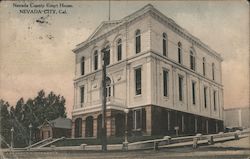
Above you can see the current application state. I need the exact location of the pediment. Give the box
[88,20,123,40]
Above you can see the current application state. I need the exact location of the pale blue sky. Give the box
[0,1,249,117]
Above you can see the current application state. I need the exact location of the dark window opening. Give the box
[80,86,84,104]
[192,81,196,105]
[163,70,168,97]
[81,57,85,75]
[135,67,142,95]
[135,30,141,53]
[204,87,207,108]
[190,51,196,71]
[117,39,122,61]
[212,63,215,80]
[178,42,182,64]
[163,33,167,56]
[203,57,206,76]
[213,91,217,111]
[179,76,183,101]
[94,50,98,70]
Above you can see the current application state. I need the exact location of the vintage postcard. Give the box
[0,0,249,158]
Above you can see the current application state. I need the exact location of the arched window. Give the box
[81,57,85,75]
[212,63,215,80]
[163,33,167,56]
[74,118,82,138]
[106,77,112,97]
[94,50,98,70]
[135,30,141,53]
[190,50,196,71]
[202,57,206,76]
[117,39,122,61]
[103,45,110,66]
[178,42,182,64]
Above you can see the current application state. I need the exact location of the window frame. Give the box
[192,81,196,105]
[135,29,141,54]
[94,50,98,70]
[117,38,122,61]
[202,57,206,76]
[212,63,215,80]
[80,86,85,104]
[178,42,182,64]
[81,56,85,75]
[163,69,169,97]
[213,90,217,111]
[178,75,183,101]
[204,86,208,108]
[163,33,167,56]
[135,67,142,95]
[190,50,196,71]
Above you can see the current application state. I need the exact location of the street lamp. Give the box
[10,127,14,149]
[123,108,129,151]
[29,123,32,147]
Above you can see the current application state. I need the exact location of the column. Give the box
[71,121,75,138]
[93,118,97,138]
[106,117,112,137]
[82,120,86,138]
[145,106,152,135]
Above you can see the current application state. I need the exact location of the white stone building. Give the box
[71,4,224,138]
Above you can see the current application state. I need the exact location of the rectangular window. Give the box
[117,45,122,61]
[213,90,217,111]
[133,109,142,130]
[163,70,168,97]
[80,86,84,104]
[192,81,196,105]
[178,48,182,64]
[94,53,98,70]
[106,50,110,66]
[178,76,183,101]
[190,55,195,71]
[81,57,85,75]
[136,36,141,53]
[135,67,142,95]
[163,39,167,56]
[204,87,207,108]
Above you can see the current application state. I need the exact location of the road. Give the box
[2,136,250,159]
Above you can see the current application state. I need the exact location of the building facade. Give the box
[224,107,250,129]
[71,4,224,138]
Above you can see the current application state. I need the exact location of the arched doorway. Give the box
[115,113,125,137]
[85,116,93,137]
[74,118,82,138]
[97,114,102,138]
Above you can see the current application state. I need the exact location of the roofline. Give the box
[224,106,250,111]
[73,4,223,61]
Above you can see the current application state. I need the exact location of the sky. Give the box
[0,1,249,118]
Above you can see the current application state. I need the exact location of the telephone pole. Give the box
[101,47,108,151]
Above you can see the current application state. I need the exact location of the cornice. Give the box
[73,4,223,62]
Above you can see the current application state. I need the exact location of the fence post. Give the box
[234,133,239,140]
[154,141,159,151]
[208,135,214,145]
[193,134,202,149]
[122,142,128,151]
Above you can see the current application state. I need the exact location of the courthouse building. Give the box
[71,4,224,138]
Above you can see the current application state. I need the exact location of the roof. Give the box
[73,4,222,60]
[39,117,72,129]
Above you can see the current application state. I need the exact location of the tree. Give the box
[0,90,67,148]
[0,100,11,148]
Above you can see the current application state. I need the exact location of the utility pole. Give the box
[101,47,108,151]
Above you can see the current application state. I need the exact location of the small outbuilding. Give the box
[38,117,72,140]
